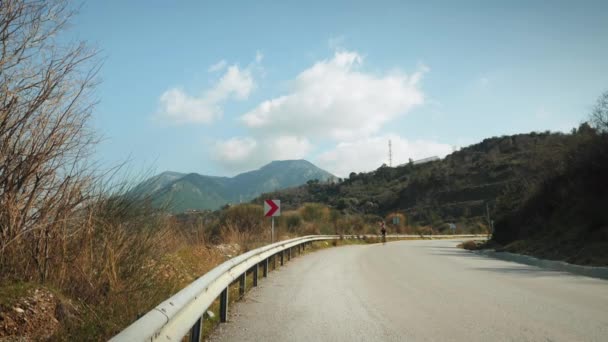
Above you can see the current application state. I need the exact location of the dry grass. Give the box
[1,194,427,341]
[458,240,484,250]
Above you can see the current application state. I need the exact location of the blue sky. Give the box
[71,0,608,177]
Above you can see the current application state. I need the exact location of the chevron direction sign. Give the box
[264,199,281,217]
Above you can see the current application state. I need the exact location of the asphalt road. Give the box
[209,239,608,342]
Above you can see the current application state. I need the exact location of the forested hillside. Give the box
[493,93,608,265]
[257,130,585,232]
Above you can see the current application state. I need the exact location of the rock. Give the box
[54,302,71,323]
[13,308,24,314]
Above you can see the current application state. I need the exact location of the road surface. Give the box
[209,239,608,341]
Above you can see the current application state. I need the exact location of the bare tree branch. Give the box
[0,0,100,282]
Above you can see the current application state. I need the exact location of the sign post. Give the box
[264,199,281,242]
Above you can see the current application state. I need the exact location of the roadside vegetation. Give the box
[490,92,608,265]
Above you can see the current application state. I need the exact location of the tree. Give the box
[0,0,100,282]
[591,90,608,133]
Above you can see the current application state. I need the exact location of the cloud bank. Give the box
[158,61,256,124]
[213,50,448,175]
[240,51,426,140]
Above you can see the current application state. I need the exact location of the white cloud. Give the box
[211,50,444,176]
[208,60,227,72]
[214,136,312,173]
[158,61,256,124]
[208,65,255,101]
[315,134,452,177]
[158,88,222,124]
[214,137,258,164]
[240,50,426,140]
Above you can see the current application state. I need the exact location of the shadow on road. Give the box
[471,266,566,278]
[429,250,490,259]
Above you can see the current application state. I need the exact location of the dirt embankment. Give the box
[0,286,77,341]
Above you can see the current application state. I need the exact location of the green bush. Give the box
[219,204,264,233]
[300,203,328,222]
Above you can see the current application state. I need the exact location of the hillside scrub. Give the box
[492,93,608,265]
[257,132,582,234]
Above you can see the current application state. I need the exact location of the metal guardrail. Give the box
[110,234,484,342]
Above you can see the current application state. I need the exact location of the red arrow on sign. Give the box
[264,199,280,217]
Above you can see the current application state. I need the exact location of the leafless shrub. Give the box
[0,0,101,283]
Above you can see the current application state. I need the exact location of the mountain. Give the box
[131,171,186,195]
[136,160,335,213]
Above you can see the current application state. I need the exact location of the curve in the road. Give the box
[210,239,608,342]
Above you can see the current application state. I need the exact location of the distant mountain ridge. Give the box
[135,160,336,213]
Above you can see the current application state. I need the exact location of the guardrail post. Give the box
[288,248,291,261]
[220,287,229,323]
[252,265,258,287]
[239,273,246,297]
[263,258,268,277]
[280,251,284,266]
[190,316,202,342]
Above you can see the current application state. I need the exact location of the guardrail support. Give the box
[220,287,229,323]
[252,266,258,287]
[189,316,202,342]
[263,258,268,277]
[239,273,246,297]
[287,248,291,261]
[280,251,284,266]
